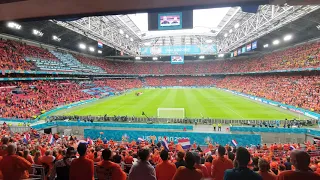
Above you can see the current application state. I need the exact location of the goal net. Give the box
[157,108,185,118]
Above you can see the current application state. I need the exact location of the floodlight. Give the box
[144,42,151,46]
[135,57,141,60]
[32,29,43,37]
[89,47,95,52]
[229,29,233,33]
[199,55,205,59]
[119,29,124,34]
[152,57,158,60]
[234,23,240,29]
[79,43,86,49]
[205,39,213,43]
[98,50,102,54]
[218,54,224,58]
[273,40,280,45]
[130,38,133,42]
[224,33,228,37]
[263,44,269,48]
[7,22,21,30]
[52,35,61,42]
[125,34,129,38]
[284,34,292,41]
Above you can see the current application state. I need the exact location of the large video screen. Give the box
[252,41,257,50]
[247,44,252,51]
[148,11,193,31]
[171,55,184,64]
[242,46,246,53]
[158,12,182,30]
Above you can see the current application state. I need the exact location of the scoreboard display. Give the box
[171,55,184,64]
[148,11,193,31]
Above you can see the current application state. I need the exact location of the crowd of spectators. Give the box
[145,77,214,86]
[0,126,319,180]
[214,75,320,112]
[0,79,143,119]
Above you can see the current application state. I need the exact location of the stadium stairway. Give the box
[50,51,105,73]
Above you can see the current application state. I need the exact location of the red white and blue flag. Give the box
[137,138,145,142]
[23,133,30,144]
[231,139,238,147]
[178,138,191,149]
[48,134,55,145]
[97,41,103,48]
[161,137,169,151]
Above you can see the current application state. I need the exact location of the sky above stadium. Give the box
[128,7,230,37]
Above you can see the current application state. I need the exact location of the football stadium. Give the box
[0,0,320,180]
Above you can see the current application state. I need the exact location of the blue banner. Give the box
[84,129,261,146]
[140,45,217,56]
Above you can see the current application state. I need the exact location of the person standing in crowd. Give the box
[284,157,292,170]
[96,149,127,180]
[155,150,176,180]
[258,158,277,180]
[69,143,94,180]
[41,150,56,176]
[277,150,320,180]
[175,151,186,168]
[194,152,209,178]
[112,150,122,163]
[0,137,8,156]
[224,147,262,180]
[49,147,76,180]
[128,148,156,180]
[0,144,32,180]
[172,152,203,180]
[212,145,233,180]
[204,155,213,177]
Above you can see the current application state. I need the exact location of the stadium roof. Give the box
[0,4,320,61]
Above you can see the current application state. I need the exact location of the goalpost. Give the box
[157,108,185,118]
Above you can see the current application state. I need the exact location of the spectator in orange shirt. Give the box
[155,150,176,180]
[23,149,34,164]
[70,143,94,180]
[41,150,56,177]
[194,152,209,178]
[0,137,8,156]
[172,152,203,180]
[204,155,213,176]
[258,159,277,180]
[96,149,126,180]
[0,144,32,180]
[277,150,320,180]
[34,151,42,165]
[212,145,233,180]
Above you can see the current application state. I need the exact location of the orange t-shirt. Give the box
[41,155,55,170]
[258,171,277,180]
[155,160,176,180]
[277,170,320,180]
[0,155,32,180]
[70,156,94,180]
[124,156,134,164]
[211,157,234,180]
[194,164,210,178]
[96,160,126,180]
[204,162,212,177]
[172,166,203,180]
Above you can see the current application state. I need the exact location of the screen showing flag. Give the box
[242,46,246,53]
[171,55,184,64]
[238,48,241,55]
[247,44,252,51]
[158,12,183,30]
[98,41,103,48]
[252,41,257,49]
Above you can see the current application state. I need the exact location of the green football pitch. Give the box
[52,88,308,120]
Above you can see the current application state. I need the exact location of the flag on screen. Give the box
[48,134,55,145]
[87,138,93,145]
[98,41,103,48]
[231,139,238,147]
[23,133,30,144]
[178,138,191,149]
[161,137,169,151]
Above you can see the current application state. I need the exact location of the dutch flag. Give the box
[178,138,191,149]
[161,137,169,151]
[23,133,30,144]
[97,41,103,48]
[231,139,238,147]
[48,134,55,145]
